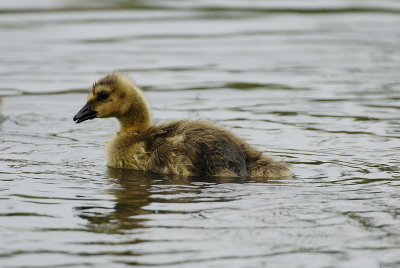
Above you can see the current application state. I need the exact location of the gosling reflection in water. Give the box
[76,168,153,233]
[77,167,278,233]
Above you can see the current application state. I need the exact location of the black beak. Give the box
[73,102,97,123]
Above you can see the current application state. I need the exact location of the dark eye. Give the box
[98,91,109,101]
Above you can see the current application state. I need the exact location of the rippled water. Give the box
[1,1,400,267]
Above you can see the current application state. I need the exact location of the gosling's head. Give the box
[73,73,152,130]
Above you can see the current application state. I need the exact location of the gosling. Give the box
[73,73,291,178]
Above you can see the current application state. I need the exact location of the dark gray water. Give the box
[1,1,400,267]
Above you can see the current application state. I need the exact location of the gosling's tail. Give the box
[247,156,292,178]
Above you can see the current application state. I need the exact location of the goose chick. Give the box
[73,73,291,178]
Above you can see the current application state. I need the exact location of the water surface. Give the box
[0,1,400,267]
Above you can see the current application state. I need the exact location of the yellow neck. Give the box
[116,83,152,134]
[118,112,152,133]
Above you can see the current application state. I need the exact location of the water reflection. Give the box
[77,168,278,234]
[75,169,152,233]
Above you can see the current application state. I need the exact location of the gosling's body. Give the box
[73,74,291,178]
[107,120,289,177]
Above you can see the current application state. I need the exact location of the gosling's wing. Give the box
[143,122,196,175]
[143,120,249,177]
